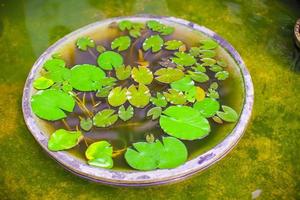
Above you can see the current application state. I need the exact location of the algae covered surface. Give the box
[1,0,300,199]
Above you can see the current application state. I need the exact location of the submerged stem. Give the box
[61,119,71,130]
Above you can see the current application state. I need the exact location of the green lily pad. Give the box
[164,40,183,50]
[216,105,238,122]
[96,86,113,98]
[209,64,223,72]
[118,20,133,31]
[201,58,217,66]
[147,107,162,120]
[69,64,106,91]
[163,89,186,105]
[215,70,229,80]
[129,29,141,38]
[146,20,174,35]
[200,39,218,50]
[100,77,117,87]
[154,68,184,83]
[48,129,82,151]
[199,49,216,58]
[127,84,150,108]
[142,35,164,53]
[193,98,220,118]
[93,109,118,127]
[170,76,195,92]
[131,66,153,85]
[96,45,106,53]
[150,92,168,107]
[111,36,131,51]
[115,65,131,80]
[97,51,123,70]
[108,86,127,107]
[193,63,206,73]
[33,76,54,90]
[85,141,113,169]
[172,52,196,67]
[43,58,71,82]
[160,26,174,36]
[76,36,95,51]
[188,70,209,83]
[80,118,93,131]
[189,47,201,57]
[31,89,75,121]
[159,106,210,140]
[118,105,134,121]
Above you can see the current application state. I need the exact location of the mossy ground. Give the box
[0,0,300,199]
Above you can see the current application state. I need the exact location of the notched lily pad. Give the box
[131,66,153,85]
[115,65,131,80]
[147,107,162,120]
[143,35,164,53]
[172,52,196,67]
[97,51,123,70]
[76,36,95,51]
[33,76,54,90]
[85,141,113,169]
[200,39,218,50]
[216,105,238,122]
[163,89,186,105]
[108,86,127,107]
[80,118,93,131]
[111,36,131,51]
[127,84,150,108]
[150,92,168,107]
[48,129,82,151]
[154,68,184,83]
[164,40,183,50]
[93,109,118,127]
[193,98,220,118]
[118,105,134,121]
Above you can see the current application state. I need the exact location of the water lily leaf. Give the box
[188,70,209,83]
[199,49,216,58]
[201,58,217,66]
[195,86,206,101]
[33,76,54,90]
[157,137,187,169]
[44,58,65,69]
[147,20,164,31]
[172,52,196,67]
[209,82,219,90]
[212,116,223,124]
[97,51,123,70]
[76,36,95,51]
[185,86,197,103]
[200,39,218,50]
[69,64,106,91]
[209,64,223,72]
[170,76,194,92]
[189,47,201,57]
[100,77,117,87]
[160,26,174,36]
[163,89,186,105]
[154,68,184,83]
[208,88,220,99]
[48,129,82,151]
[115,65,131,80]
[93,109,118,127]
[217,60,227,67]
[216,105,238,122]
[193,98,220,118]
[96,86,113,98]
[147,107,162,120]
[31,89,75,121]
[43,58,70,82]
[215,70,229,80]
[85,141,113,169]
[193,63,206,73]
[108,86,127,107]
[111,36,131,51]
[127,84,150,108]
[131,66,153,85]
[118,20,133,31]
[159,106,210,140]
[142,35,163,53]
[150,92,168,107]
[129,29,140,38]
[164,40,183,50]
[62,81,73,93]
[118,105,134,121]
[96,45,106,53]
[80,118,93,131]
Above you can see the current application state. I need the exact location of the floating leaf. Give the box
[217,60,227,67]
[127,84,150,108]
[147,107,162,120]
[159,106,210,140]
[96,86,112,98]
[118,105,134,121]
[129,29,141,38]
[43,58,70,82]
[62,81,73,93]
[100,77,117,87]
[118,20,133,31]
[80,118,93,131]
[164,40,183,50]
[199,49,216,58]
[201,58,217,66]
[111,36,131,51]
[188,70,209,83]
[150,92,168,107]
[85,141,113,169]
[69,64,106,91]
[31,89,75,121]
[48,129,82,151]
[208,88,220,99]
[143,35,163,53]
[131,66,153,85]
[215,71,229,80]
[115,65,131,80]
[93,109,118,127]
[209,64,223,72]
[193,98,220,118]
[97,51,123,70]
[154,68,184,83]
[216,105,238,122]
[160,26,174,36]
[172,52,196,67]
[200,39,218,50]
[195,86,206,101]
[209,82,219,90]
[193,63,206,73]
[163,89,186,105]
[185,86,197,103]
[33,77,54,90]
[76,36,95,51]
[146,20,164,31]
[96,45,106,53]
[146,134,155,143]
[189,47,201,57]
[212,116,223,124]
[170,76,194,92]
[108,86,127,107]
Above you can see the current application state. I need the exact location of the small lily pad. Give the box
[200,39,218,50]
[193,98,220,118]
[115,65,131,80]
[170,76,194,92]
[154,68,184,83]
[150,92,168,107]
[188,71,209,83]
[96,45,106,53]
[215,71,229,80]
[80,118,93,131]
[201,58,217,66]
[111,36,131,51]
[129,29,141,38]
[48,129,82,151]
[108,86,127,107]
[93,109,118,127]
[85,141,113,169]
[216,105,238,122]
[164,40,183,50]
[143,35,164,53]
[43,58,70,83]
[118,20,133,31]
[127,84,150,108]
[97,51,123,70]
[199,49,216,58]
[147,107,162,120]
[131,66,153,85]
[163,89,186,105]
[172,52,196,67]
[189,47,201,57]
[118,105,134,121]
[209,64,223,72]
[96,86,113,98]
[33,77,54,90]
[76,36,95,51]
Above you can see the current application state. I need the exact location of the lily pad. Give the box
[48,129,82,151]
[76,36,95,51]
[115,65,131,80]
[146,20,174,35]
[93,109,118,127]
[33,77,54,90]
[154,68,184,83]
[31,89,75,121]
[193,98,220,118]
[131,66,153,85]
[170,76,194,92]
[150,92,168,107]
[201,58,217,66]
[200,39,218,50]
[143,35,164,53]
[118,20,133,31]
[216,105,238,122]
[172,52,196,67]
[69,64,106,91]
[80,118,93,131]
[111,36,131,51]
[96,86,113,98]
[118,105,134,121]
[188,71,209,83]
[108,86,127,107]
[189,47,201,57]
[163,89,186,105]
[97,51,123,70]
[147,107,162,120]
[43,58,70,82]
[159,106,210,140]
[127,84,150,108]
[85,141,113,169]
[209,64,223,72]
[199,49,216,58]
[215,71,229,80]
[164,40,183,50]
